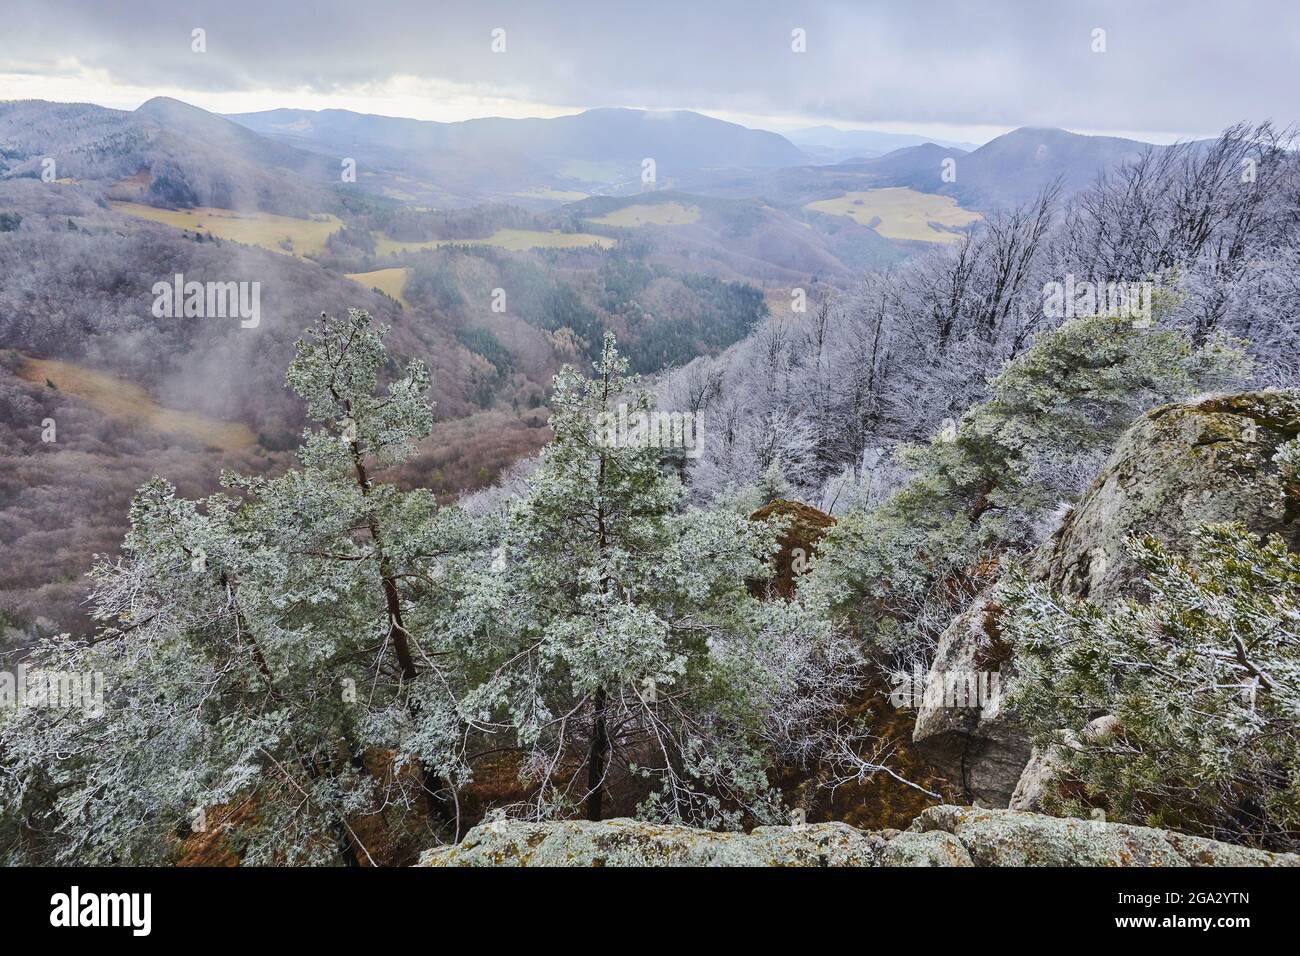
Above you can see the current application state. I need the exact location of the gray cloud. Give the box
[2,0,1297,137]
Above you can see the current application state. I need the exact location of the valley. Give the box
[0,95,1204,643]
[372,227,617,255]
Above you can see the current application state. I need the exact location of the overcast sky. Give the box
[1,0,1297,144]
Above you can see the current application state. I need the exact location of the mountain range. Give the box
[837,126,1160,208]
[0,95,1171,215]
[786,125,980,163]
[227,105,808,201]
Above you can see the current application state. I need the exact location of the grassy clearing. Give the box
[762,287,796,318]
[374,229,615,256]
[805,187,981,243]
[345,267,411,306]
[514,187,590,202]
[109,201,343,257]
[18,357,257,453]
[585,201,702,227]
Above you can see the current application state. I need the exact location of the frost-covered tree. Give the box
[1059,122,1299,359]
[804,311,1249,662]
[1000,520,1300,852]
[662,189,1062,506]
[0,309,468,864]
[440,334,865,826]
[662,124,1300,508]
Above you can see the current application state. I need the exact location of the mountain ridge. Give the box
[831,125,1160,208]
[227,105,809,181]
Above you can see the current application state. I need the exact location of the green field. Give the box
[345,267,411,305]
[585,201,701,227]
[110,202,342,256]
[19,357,257,453]
[805,187,981,243]
[374,228,616,256]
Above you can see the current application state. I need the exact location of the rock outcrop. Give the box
[1031,390,1300,602]
[909,593,1022,806]
[419,806,1299,867]
[912,390,1300,806]
[1009,715,1123,812]
[421,817,885,867]
[749,498,836,599]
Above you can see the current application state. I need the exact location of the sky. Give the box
[1,0,1297,146]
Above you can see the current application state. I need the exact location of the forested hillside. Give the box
[0,101,804,636]
[665,123,1300,512]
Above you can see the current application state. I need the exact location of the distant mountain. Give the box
[227,107,808,197]
[0,97,337,214]
[787,125,979,163]
[941,127,1156,209]
[832,127,1159,210]
[836,142,968,181]
[134,97,331,176]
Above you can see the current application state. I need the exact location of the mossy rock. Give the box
[749,498,836,599]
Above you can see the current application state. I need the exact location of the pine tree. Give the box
[1000,518,1300,851]
[805,311,1249,661]
[440,334,863,826]
[0,310,467,864]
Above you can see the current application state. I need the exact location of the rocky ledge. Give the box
[419,805,1298,867]
[913,390,1300,806]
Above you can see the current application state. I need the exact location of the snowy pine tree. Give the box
[0,310,469,864]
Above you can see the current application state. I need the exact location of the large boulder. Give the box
[912,390,1300,806]
[749,498,836,599]
[1030,390,1300,602]
[908,593,1022,806]
[1009,715,1123,812]
[419,806,1299,867]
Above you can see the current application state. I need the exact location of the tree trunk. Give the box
[586,687,609,821]
[344,420,456,833]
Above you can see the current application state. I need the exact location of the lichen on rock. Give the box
[418,805,1299,867]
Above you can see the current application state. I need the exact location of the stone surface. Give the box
[1028,390,1300,603]
[879,830,973,867]
[910,593,1025,806]
[1007,744,1065,813]
[1009,716,1121,812]
[913,391,1300,806]
[419,806,1299,867]
[911,805,1297,867]
[420,817,885,867]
